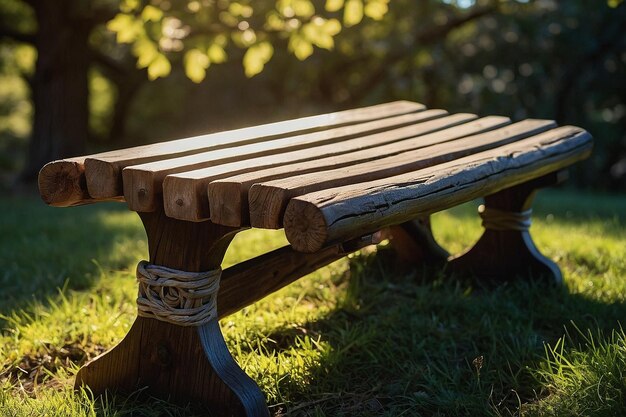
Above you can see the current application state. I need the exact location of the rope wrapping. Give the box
[136,261,221,327]
[478,205,532,231]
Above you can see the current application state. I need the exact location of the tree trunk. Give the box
[21,1,92,181]
[106,72,144,146]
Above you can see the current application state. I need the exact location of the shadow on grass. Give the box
[260,247,626,416]
[440,188,626,226]
[2,188,624,416]
[0,196,146,317]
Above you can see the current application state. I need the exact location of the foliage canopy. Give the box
[106,0,391,81]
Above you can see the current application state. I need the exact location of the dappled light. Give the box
[1,0,625,415]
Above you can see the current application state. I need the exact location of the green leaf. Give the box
[133,38,159,68]
[228,2,253,18]
[343,0,363,27]
[184,49,210,82]
[214,34,228,47]
[265,11,286,30]
[288,34,314,60]
[607,0,623,7]
[232,29,257,47]
[208,44,227,63]
[107,13,143,44]
[293,0,315,18]
[364,0,388,20]
[324,18,342,36]
[243,41,274,77]
[147,54,171,80]
[325,0,344,12]
[141,5,163,22]
[120,0,140,13]
[302,21,334,50]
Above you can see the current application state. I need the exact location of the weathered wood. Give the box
[37,158,127,206]
[187,114,507,226]
[206,115,510,227]
[123,110,447,212]
[82,101,424,200]
[39,101,422,207]
[76,210,268,417]
[283,127,593,253]
[218,239,371,318]
[37,157,88,206]
[447,171,568,284]
[251,119,555,229]
[164,112,481,223]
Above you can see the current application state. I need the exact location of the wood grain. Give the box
[250,119,555,229]
[123,110,447,212]
[217,240,370,318]
[76,209,269,416]
[207,115,509,227]
[82,101,424,200]
[37,157,88,206]
[37,157,127,206]
[283,126,593,253]
[168,113,490,224]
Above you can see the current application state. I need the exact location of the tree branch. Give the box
[341,4,499,104]
[90,48,129,77]
[414,4,498,45]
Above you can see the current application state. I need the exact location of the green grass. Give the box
[1,189,625,416]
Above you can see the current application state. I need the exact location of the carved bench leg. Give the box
[76,210,269,417]
[447,171,567,285]
[387,216,449,267]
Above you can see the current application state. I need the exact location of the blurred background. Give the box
[1,0,624,191]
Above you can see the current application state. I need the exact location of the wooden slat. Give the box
[38,157,89,207]
[206,115,509,227]
[249,119,556,229]
[122,109,447,212]
[38,101,422,207]
[163,113,484,223]
[81,101,424,200]
[282,126,593,253]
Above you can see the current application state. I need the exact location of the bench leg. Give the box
[447,171,567,285]
[75,210,269,417]
[387,216,449,267]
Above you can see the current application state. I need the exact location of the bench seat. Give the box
[39,101,591,255]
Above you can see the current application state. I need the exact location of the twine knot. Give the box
[136,261,221,327]
[478,205,532,231]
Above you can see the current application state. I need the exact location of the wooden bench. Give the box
[38,101,593,416]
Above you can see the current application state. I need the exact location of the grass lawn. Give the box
[1,188,625,416]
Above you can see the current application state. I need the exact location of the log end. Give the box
[208,181,245,227]
[38,159,89,206]
[248,184,289,230]
[284,198,328,253]
[84,158,122,199]
[163,176,209,222]
[122,168,159,212]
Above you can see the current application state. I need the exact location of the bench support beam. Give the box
[446,171,567,285]
[76,210,269,417]
[387,216,449,267]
